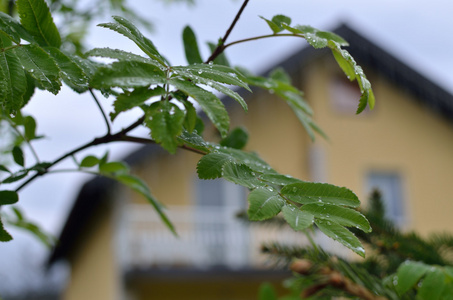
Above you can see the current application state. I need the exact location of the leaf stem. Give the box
[206,0,250,63]
[89,88,111,134]
[223,33,303,51]
[4,116,41,164]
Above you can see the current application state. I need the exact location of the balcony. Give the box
[118,204,312,271]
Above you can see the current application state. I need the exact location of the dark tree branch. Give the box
[89,88,111,134]
[206,0,249,63]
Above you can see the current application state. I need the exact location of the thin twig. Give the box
[89,88,111,134]
[4,116,41,164]
[121,135,208,155]
[206,0,250,63]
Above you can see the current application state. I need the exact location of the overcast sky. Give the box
[2,0,453,286]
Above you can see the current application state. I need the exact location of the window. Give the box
[366,172,405,226]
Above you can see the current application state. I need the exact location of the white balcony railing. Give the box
[118,204,313,270]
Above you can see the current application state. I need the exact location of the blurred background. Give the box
[1,0,453,298]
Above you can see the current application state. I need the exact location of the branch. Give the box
[121,135,208,155]
[206,0,249,63]
[14,115,146,192]
[89,88,111,134]
[13,114,207,192]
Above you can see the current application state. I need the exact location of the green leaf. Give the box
[216,147,275,174]
[207,41,230,67]
[0,12,34,43]
[315,218,365,257]
[182,26,203,64]
[301,203,371,233]
[282,204,314,231]
[99,161,129,174]
[272,15,291,29]
[46,47,88,93]
[247,187,285,221]
[282,24,348,48]
[91,61,166,89]
[260,16,284,34]
[0,218,12,242]
[0,165,11,173]
[182,100,197,132]
[80,155,100,168]
[197,152,232,179]
[177,130,210,153]
[173,64,250,91]
[12,146,24,166]
[16,0,61,48]
[328,41,375,114]
[23,115,37,140]
[2,170,29,183]
[86,47,161,67]
[220,127,248,149]
[395,261,430,295]
[222,161,263,189]
[281,182,361,207]
[115,174,176,235]
[418,267,446,300]
[259,174,302,186]
[0,190,19,205]
[0,46,27,113]
[13,44,61,94]
[8,216,54,247]
[111,86,165,120]
[98,16,166,65]
[145,101,185,154]
[168,78,229,137]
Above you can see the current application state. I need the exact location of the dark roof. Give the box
[48,23,453,266]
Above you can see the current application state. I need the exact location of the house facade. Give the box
[48,24,453,299]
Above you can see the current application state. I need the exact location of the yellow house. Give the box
[48,24,453,299]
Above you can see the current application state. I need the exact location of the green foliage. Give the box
[0,0,382,283]
[261,191,453,299]
[16,0,61,48]
[182,25,203,64]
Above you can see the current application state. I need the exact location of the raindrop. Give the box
[292,187,297,193]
